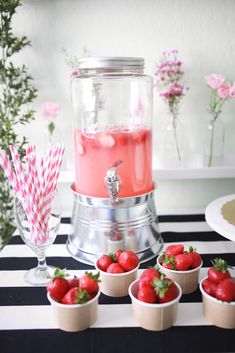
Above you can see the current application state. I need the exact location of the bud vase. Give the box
[204,118,224,167]
[161,114,184,168]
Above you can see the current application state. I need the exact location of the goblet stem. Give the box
[37,249,48,272]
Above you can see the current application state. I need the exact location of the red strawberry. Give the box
[137,286,157,303]
[188,246,202,269]
[132,131,144,144]
[162,262,175,270]
[97,255,113,272]
[47,267,69,302]
[161,253,176,270]
[138,267,160,288]
[79,271,100,295]
[165,244,184,257]
[215,278,235,302]
[174,253,193,271]
[118,250,139,271]
[153,277,179,303]
[89,136,100,149]
[115,132,128,146]
[107,263,125,273]
[67,276,80,289]
[112,249,123,261]
[202,278,217,297]
[61,287,90,304]
[208,258,232,284]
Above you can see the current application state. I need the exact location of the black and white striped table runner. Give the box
[1,214,235,353]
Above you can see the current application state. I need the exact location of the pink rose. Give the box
[229,82,235,98]
[217,82,231,99]
[41,102,59,119]
[205,74,225,89]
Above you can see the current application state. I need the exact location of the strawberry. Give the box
[165,244,184,257]
[215,278,235,302]
[98,133,115,147]
[47,267,69,302]
[79,271,100,295]
[202,278,217,297]
[107,263,125,273]
[153,276,179,303]
[174,253,193,271]
[162,262,175,270]
[115,132,128,146]
[137,286,157,303]
[138,267,161,288]
[161,253,176,270]
[118,250,139,271]
[112,249,123,262]
[188,246,202,269]
[97,254,113,272]
[89,136,100,149]
[132,130,146,144]
[208,258,232,284]
[67,275,80,289]
[61,287,90,304]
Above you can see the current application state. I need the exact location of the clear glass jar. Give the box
[71,57,153,197]
[204,118,225,167]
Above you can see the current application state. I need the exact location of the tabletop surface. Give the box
[1,214,235,353]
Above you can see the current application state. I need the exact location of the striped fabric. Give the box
[1,214,235,353]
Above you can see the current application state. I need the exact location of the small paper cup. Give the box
[96,262,139,297]
[129,279,182,331]
[199,277,235,329]
[47,290,100,332]
[157,253,202,294]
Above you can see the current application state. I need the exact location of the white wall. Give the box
[11,0,235,212]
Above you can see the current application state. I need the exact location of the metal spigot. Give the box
[104,160,123,202]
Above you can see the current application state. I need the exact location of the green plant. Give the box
[0,0,37,249]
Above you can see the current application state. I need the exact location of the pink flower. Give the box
[71,68,79,77]
[41,102,59,119]
[217,82,231,99]
[229,82,235,98]
[205,74,225,89]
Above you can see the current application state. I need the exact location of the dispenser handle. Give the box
[104,160,123,202]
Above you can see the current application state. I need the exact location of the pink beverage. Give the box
[73,125,153,198]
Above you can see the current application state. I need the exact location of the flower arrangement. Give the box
[205,74,235,166]
[154,49,188,161]
[41,102,59,142]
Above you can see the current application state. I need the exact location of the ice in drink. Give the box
[73,125,153,198]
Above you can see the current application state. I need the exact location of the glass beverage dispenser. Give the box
[67,57,163,264]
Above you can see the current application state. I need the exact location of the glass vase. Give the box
[205,118,225,167]
[161,114,184,168]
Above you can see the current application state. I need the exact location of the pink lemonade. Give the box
[73,125,153,198]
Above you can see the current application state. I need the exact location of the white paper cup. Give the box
[96,262,139,297]
[157,253,202,294]
[47,290,100,332]
[199,277,235,329]
[129,279,182,331]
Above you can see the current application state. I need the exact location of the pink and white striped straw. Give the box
[0,144,65,244]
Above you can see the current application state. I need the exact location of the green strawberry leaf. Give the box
[152,276,172,299]
[74,289,90,304]
[50,267,68,279]
[85,271,101,282]
[212,258,233,273]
